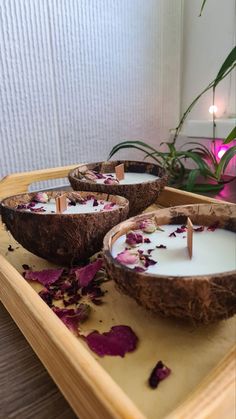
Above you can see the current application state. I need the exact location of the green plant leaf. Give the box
[109,144,161,165]
[109,140,159,159]
[223,126,236,144]
[199,0,207,16]
[215,146,236,179]
[183,141,217,165]
[214,46,236,87]
[176,150,209,173]
[186,169,200,191]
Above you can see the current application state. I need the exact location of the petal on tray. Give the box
[85,325,138,357]
[24,268,64,286]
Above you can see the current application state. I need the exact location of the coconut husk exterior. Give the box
[68,160,168,216]
[103,204,236,324]
[1,191,129,265]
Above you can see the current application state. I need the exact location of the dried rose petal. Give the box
[169,232,176,237]
[116,249,139,265]
[16,204,27,210]
[95,173,106,179]
[207,222,219,232]
[140,255,157,268]
[53,304,90,334]
[103,202,116,211]
[156,245,167,249]
[39,289,53,307]
[147,249,155,254]
[29,206,46,213]
[85,325,138,357]
[144,238,151,243]
[194,226,204,232]
[104,178,119,185]
[148,361,171,389]
[139,219,157,234]
[84,170,97,181]
[33,192,49,203]
[126,231,144,247]
[93,199,99,207]
[24,268,64,286]
[74,259,103,287]
[27,202,36,208]
[175,227,186,234]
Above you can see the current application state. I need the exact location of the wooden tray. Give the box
[0,166,235,419]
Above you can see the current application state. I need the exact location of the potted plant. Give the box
[109,3,236,193]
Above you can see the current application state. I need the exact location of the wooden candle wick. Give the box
[187,217,193,259]
[115,163,125,181]
[55,194,68,214]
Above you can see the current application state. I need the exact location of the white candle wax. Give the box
[112,225,236,276]
[95,172,159,185]
[26,198,117,214]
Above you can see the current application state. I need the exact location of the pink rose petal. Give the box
[116,249,139,265]
[74,259,103,287]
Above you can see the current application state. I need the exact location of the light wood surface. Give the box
[0,165,235,419]
[0,165,78,199]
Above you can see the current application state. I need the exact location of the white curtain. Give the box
[0,0,183,185]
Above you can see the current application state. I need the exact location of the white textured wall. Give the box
[181,0,235,119]
[0,0,182,184]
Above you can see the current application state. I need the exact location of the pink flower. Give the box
[33,192,49,203]
[116,249,139,265]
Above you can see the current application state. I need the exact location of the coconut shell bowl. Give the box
[1,191,129,265]
[103,203,236,324]
[68,160,168,216]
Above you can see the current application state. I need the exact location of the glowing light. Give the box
[209,105,218,114]
[217,146,228,159]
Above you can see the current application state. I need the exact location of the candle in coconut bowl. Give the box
[103,204,236,324]
[68,160,168,216]
[1,190,129,265]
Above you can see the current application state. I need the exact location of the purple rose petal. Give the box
[148,361,171,389]
[85,325,138,357]
[207,222,219,231]
[156,245,167,249]
[104,178,119,185]
[194,226,204,232]
[126,231,144,247]
[24,268,64,286]
[53,304,90,334]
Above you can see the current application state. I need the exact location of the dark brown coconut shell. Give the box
[103,204,236,324]
[68,161,168,216]
[1,191,129,265]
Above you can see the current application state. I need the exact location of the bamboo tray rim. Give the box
[0,165,235,419]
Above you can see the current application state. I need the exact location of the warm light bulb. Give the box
[209,105,218,114]
[217,146,228,159]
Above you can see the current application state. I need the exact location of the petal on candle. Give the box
[116,249,139,265]
[126,231,144,247]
